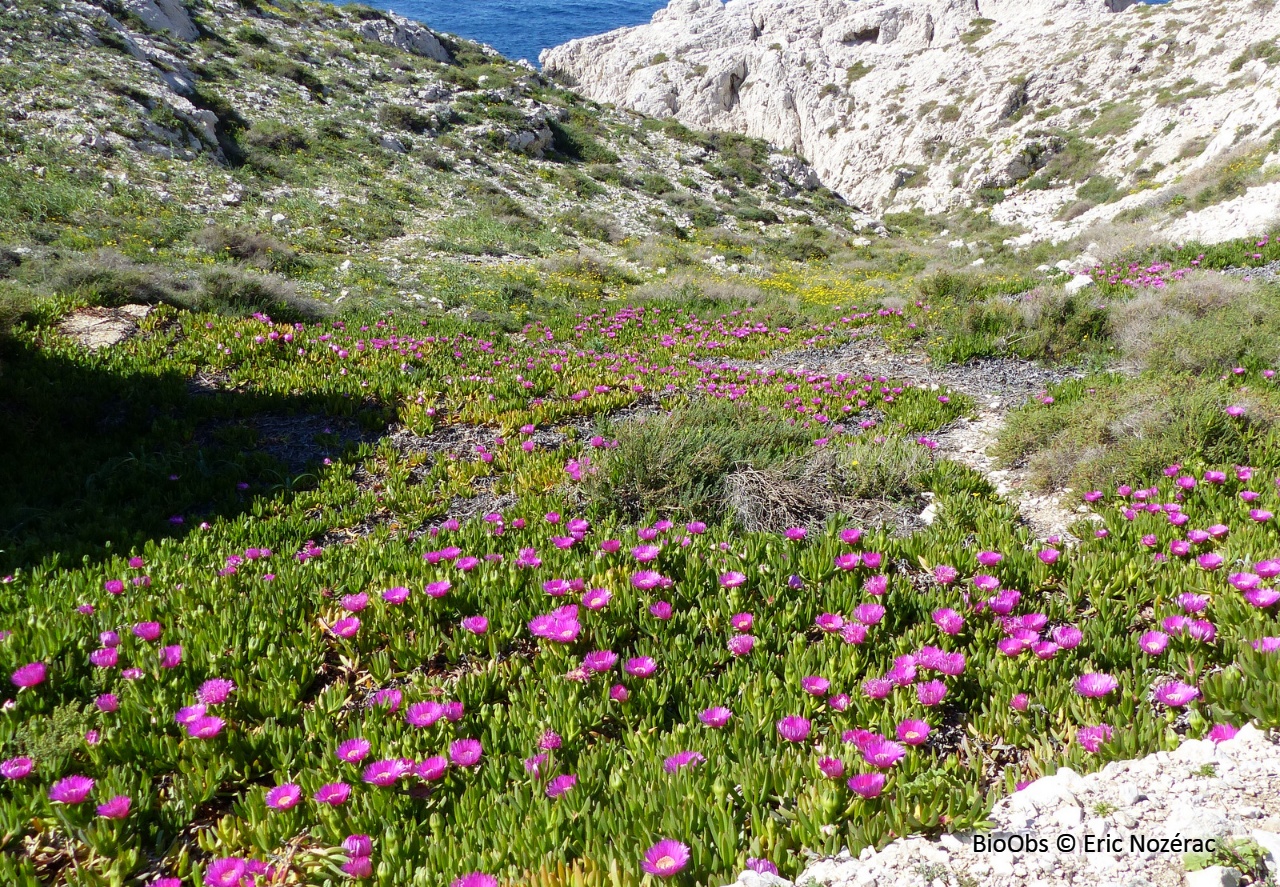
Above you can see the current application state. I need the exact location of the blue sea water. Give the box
[352,0,669,66]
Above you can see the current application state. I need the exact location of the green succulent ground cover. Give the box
[3,0,1280,884]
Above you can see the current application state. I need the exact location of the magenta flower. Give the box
[1010,693,1029,711]
[1208,724,1239,743]
[863,574,888,596]
[11,662,46,688]
[835,553,861,571]
[341,592,369,612]
[1074,673,1118,698]
[546,774,577,798]
[642,840,690,878]
[853,603,885,626]
[976,551,1002,567]
[1153,681,1200,707]
[314,782,352,805]
[916,680,947,706]
[649,601,673,620]
[383,586,411,605]
[1244,587,1280,607]
[1038,549,1060,565]
[847,772,886,798]
[96,795,131,819]
[610,683,629,702]
[632,570,664,590]
[336,738,371,763]
[1226,405,1246,418]
[727,634,755,656]
[363,758,412,786]
[1,757,33,780]
[460,615,489,635]
[625,656,657,678]
[1254,637,1280,653]
[663,751,705,773]
[862,737,907,768]
[632,544,661,562]
[204,859,247,887]
[1197,553,1224,571]
[841,622,868,645]
[1139,631,1169,654]
[265,783,302,810]
[896,719,930,746]
[1188,619,1217,642]
[331,617,360,638]
[342,855,373,879]
[862,677,893,699]
[406,701,444,728]
[815,613,845,633]
[451,875,498,887]
[1077,724,1114,753]
[187,716,225,739]
[1256,558,1280,579]
[49,775,94,804]
[933,564,958,584]
[1052,625,1083,649]
[583,588,612,610]
[719,571,746,588]
[784,526,808,541]
[746,859,780,875]
[583,650,618,673]
[862,552,883,569]
[132,622,162,641]
[817,756,845,779]
[1229,572,1261,591]
[730,612,753,632]
[776,716,812,742]
[449,739,483,767]
[198,678,236,705]
[425,580,451,598]
[973,574,1000,592]
[90,648,119,668]
[801,676,830,697]
[175,704,206,726]
[417,756,449,781]
[698,707,732,728]
[932,608,964,635]
[160,645,183,668]
[104,579,125,595]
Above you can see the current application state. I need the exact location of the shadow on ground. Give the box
[0,340,389,573]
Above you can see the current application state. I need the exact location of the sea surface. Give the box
[352,0,669,65]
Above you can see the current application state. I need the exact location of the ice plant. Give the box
[1074,673,1119,698]
[49,775,94,804]
[546,774,577,798]
[642,840,690,878]
[847,772,886,798]
[699,707,732,728]
[1153,681,1200,707]
[265,783,302,810]
[776,716,812,742]
[896,720,930,746]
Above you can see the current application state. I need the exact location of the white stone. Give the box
[120,0,198,41]
[1064,274,1094,294]
[1184,866,1242,887]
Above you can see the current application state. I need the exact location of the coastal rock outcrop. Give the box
[544,0,1280,241]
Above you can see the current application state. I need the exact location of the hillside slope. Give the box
[0,0,869,322]
[543,0,1280,243]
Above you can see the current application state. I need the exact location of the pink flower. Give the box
[727,634,755,656]
[699,707,732,728]
[382,586,411,605]
[1197,553,1224,571]
[863,574,888,596]
[265,783,302,810]
[776,716,811,742]
[847,772,886,798]
[1,757,34,780]
[583,650,618,673]
[625,656,657,678]
[976,551,1002,567]
[460,615,489,635]
[1010,693,1029,712]
[417,756,449,781]
[932,608,964,635]
[916,680,947,706]
[1077,724,1113,753]
[1139,631,1169,654]
[582,588,612,610]
[730,612,753,632]
[642,840,690,878]
[1153,681,1199,707]
[96,795,131,819]
[896,719,930,746]
[719,571,747,588]
[331,617,360,638]
[11,662,46,688]
[817,757,845,779]
[801,676,830,697]
[1075,673,1118,698]
[1208,724,1238,743]
[337,738,371,763]
[546,774,577,798]
[449,739,483,767]
[663,751,705,773]
[1038,548,1060,565]
[862,737,907,768]
[363,758,412,786]
[49,775,94,804]
[314,782,352,806]
[933,564,958,584]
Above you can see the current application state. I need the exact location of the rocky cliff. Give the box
[544,0,1280,242]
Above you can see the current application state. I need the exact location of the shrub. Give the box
[194,226,303,272]
[243,121,310,153]
[198,266,328,322]
[378,104,433,134]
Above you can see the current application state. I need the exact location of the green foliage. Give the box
[1228,38,1280,73]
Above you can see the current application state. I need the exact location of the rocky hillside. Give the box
[543,0,1280,244]
[0,0,868,322]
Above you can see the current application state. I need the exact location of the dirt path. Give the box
[747,332,1095,541]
